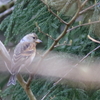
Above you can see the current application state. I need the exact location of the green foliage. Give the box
[2,79,100,100]
[1,0,100,100]
[55,25,99,56]
[0,0,62,46]
[0,0,99,56]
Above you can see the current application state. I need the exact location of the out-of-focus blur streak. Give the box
[0,50,100,89]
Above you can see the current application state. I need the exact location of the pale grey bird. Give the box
[7,33,42,86]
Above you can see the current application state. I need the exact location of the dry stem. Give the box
[1,0,99,100]
[17,74,37,100]
[0,41,37,100]
[79,2,100,14]
[0,7,14,19]
[40,0,68,25]
[88,35,100,44]
[40,0,87,99]
[67,20,100,32]
[35,22,55,41]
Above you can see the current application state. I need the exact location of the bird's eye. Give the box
[33,37,36,39]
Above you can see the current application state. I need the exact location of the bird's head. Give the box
[20,33,42,44]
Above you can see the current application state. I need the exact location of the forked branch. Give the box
[1,0,99,100]
[0,41,37,100]
[40,0,68,25]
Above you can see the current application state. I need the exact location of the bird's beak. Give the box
[36,39,42,43]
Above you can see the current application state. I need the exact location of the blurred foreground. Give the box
[0,49,100,90]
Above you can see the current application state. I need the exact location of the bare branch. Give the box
[0,41,11,62]
[41,86,54,100]
[68,0,82,25]
[0,6,14,19]
[41,44,100,100]
[80,2,100,15]
[40,1,87,100]
[81,0,88,8]
[17,74,37,100]
[54,43,70,47]
[0,1,15,13]
[67,20,100,32]
[0,1,95,100]
[54,41,71,47]
[26,74,33,88]
[77,0,81,8]
[17,74,26,87]
[43,26,68,57]
[40,0,68,25]
[40,1,92,99]
[0,41,11,73]
[54,45,100,85]
[38,0,88,71]
[0,41,37,100]
[35,22,55,41]
[88,35,100,44]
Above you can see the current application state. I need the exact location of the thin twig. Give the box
[0,41,11,74]
[77,0,81,8]
[81,0,89,8]
[26,74,33,88]
[41,44,100,100]
[17,74,37,100]
[0,1,15,12]
[42,25,69,57]
[68,0,81,25]
[35,22,55,41]
[88,35,100,44]
[54,42,71,47]
[17,74,26,87]
[54,43,70,47]
[26,0,83,96]
[67,20,100,32]
[41,1,86,99]
[0,6,14,19]
[40,0,68,25]
[0,40,37,100]
[79,2,100,14]
[54,45,100,85]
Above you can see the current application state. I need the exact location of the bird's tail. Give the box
[7,75,16,86]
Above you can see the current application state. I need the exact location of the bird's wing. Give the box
[11,42,36,74]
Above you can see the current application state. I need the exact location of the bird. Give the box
[7,33,42,86]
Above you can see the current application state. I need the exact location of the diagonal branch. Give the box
[40,0,68,25]
[40,1,89,100]
[0,0,91,100]
[88,35,100,44]
[0,6,14,19]
[0,41,11,73]
[53,45,100,86]
[17,74,37,100]
[67,20,100,32]
[41,43,100,100]
[68,0,83,25]
[0,41,37,100]
[16,0,89,99]
[79,2,100,15]
[81,0,89,8]
[35,22,55,41]
[26,74,33,88]
[54,42,71,47]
